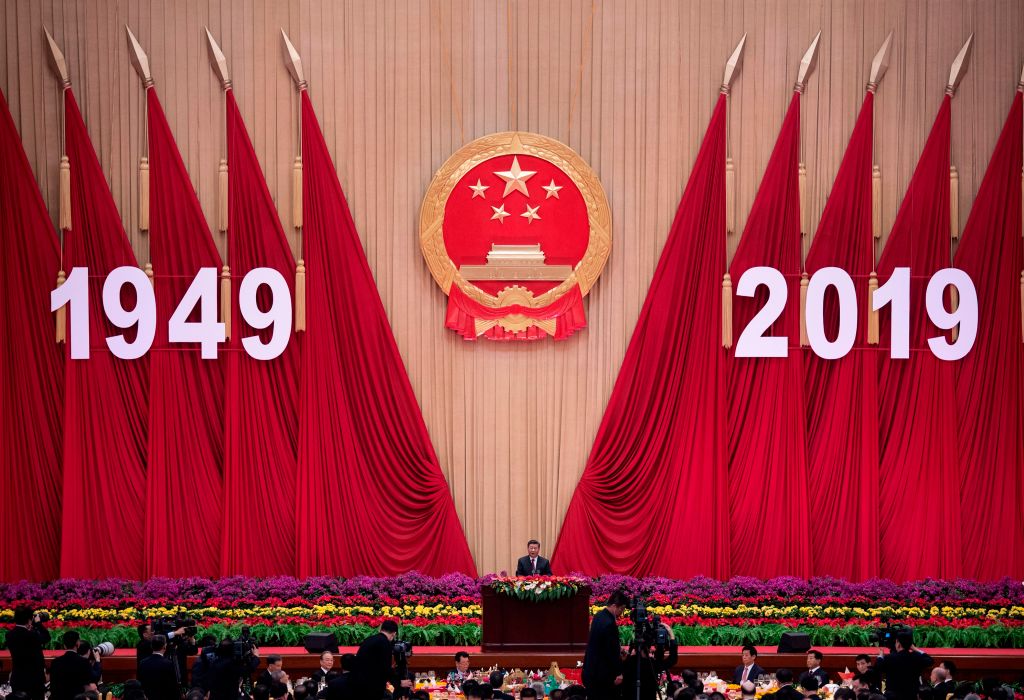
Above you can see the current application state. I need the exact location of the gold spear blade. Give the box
[125,25,153,87]
[280,29,306,90]
[946,34,974,96]
[43,27,70,87]
[721,34,747,93]
[795,31,822,93]
[867,31,893,91]
[205,27,231,89]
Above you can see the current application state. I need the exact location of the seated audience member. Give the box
[741,681,758,699]
[550,690,565,700]
[800,676,820,698]
[681,669,703,693]
[269,681,289,700]
[447,650,472,687]
[939,661,956,684]
[734,645,766,684]
[311,651,334,684]
[833,688,856,700]
[489,671,513,700]
[855,655,873,676]
[709,691,727,700]
[852,671,881,694]
[773,669,803,700]
[917,686,935,700]
[801,650,828,687]
[258,655,284,689]
[563,684,588,699]
[519,688,538,699]
[932,667,954,700]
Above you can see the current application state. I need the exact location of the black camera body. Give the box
[392,639,413,664]
[871,624,910,651]
[152,616,198,639]
[630,599,669,652]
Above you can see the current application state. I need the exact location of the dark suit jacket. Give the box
[256,669,275,689]
[515,555,552,576]
[49,650,94,700]
[875,649,933,700]
[933,680,956,700]
[351,633,396,696]
[733,663,766,684]
[6,624,51,699]
[771,684,805,700]
[582,608,623,691]
[139,653,180,700]
[800,667,829,687]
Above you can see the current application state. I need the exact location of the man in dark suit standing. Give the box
[6,606,51,700]
[582,590,630,700]
[138,635,180,700]
[49,631,93,700]
[733,645,766,684]
[515,540,553,576]
[350,621,411,698]
[874,631,933,700]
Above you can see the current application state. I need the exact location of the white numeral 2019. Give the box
[732,266,977,360]
[51,266,292,361]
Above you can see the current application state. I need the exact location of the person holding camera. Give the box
[7,606,51,700]
[206,638,260,700]
[351,621,412,699]
[49,632,94,700]
[621,620,678,700]
[875,630,933,700]
[582,590,630,700]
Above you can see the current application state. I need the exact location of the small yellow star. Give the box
[469,179,489,198]
[490,204,511,223]
[494,156,537,198]
[542,179,562,199]
[520,204,541,224]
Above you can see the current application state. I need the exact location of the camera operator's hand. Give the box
[400,680,413,689]
[660,622,676,639]
[174,627,186,637]
[614,675,623,685]
[251,647,260,658]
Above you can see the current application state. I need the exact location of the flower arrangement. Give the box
[0,574,1021,650]
[490,576,588,602]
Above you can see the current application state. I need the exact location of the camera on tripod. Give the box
[870,624,910,652]
[232,626,258,662]
[152,615,198,639]
[392,639,413,664]
[630,599,670,652]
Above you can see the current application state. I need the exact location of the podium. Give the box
[481,584,591,652]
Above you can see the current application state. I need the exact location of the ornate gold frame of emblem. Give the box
[419,131,612,311]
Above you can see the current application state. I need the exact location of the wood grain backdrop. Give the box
[2,0,1022,575]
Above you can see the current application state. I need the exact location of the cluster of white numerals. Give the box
[734,266,977,360]
[50,267,292,361]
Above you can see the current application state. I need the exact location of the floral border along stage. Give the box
[1,574,1023,650]
[489,575,589,602]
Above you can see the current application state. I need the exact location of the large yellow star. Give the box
[493,156,536,198]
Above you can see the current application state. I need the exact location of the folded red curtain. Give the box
[295,90,476,576]
[0,88,64,581]
[145,87,225,578]
[553,94,729,577]
[61,89,149,579]
[802,92,879,580]
[445,283,585,341]
[727,93,810,578]
[220,90,300,577]
[876,96,961,581]
[953,90,1024,579]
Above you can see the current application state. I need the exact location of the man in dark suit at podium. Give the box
[515,540,552,576]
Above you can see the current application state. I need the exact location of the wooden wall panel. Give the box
[2,0,1021,574]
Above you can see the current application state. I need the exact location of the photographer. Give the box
[139,635,180,700]
[622,611,678,700]
[206,638,260,700]
[351,621,412,699]
[582,590,630,700]
[7,606,51,700]
[875,630,932,700]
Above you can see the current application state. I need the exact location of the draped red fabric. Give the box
[220,90,300,576]
[802,93,879,580]
[445,284,585,341]
[552,95,729,577]
[876,96,962,581]
[295,91,476,576]
[60,89,148,579]
[0,89,64,581]
[727,94,810,578]
[145,88,225,577]
[953,91,1024,580]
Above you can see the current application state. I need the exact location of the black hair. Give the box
[63,630,81,649]
[266,654,283,666]
[13,607,33,626]
[527,539,541,547]
[801,677,820,692]
[808,649,823,662]
[607,590,631,607]
[776,669,794,684]
[380,620,399,634]
[151,634,167,653]
[742,644,758,657]
[455,650,470,662]
[941,660,957,676]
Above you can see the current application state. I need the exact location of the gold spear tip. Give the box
[867,31,893,92]
[795,31,822,93]
[205,27,231,89]
[43,27,71,87]
[946,34,974,96]
[721,34,747,94]
[125,25,154,87]
[280,29,306,90]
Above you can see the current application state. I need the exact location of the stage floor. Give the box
[6,645,1024,683]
